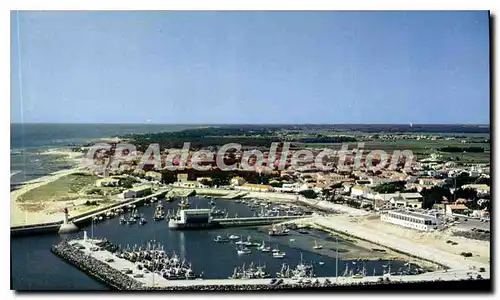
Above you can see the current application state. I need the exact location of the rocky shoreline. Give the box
[51,239,143,290]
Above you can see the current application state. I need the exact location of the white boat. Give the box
[319,261,325,265]
[257,241,271,252]
[313,240,323,250]
[243,236,253,246]
[273,252,286,258]
[237,247,251,255]
[289,238,295,242]
[228,235,240,240]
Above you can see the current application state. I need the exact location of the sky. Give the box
[10,11,490,124]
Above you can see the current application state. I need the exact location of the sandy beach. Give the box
[10,148,86,227]
[305,214,489,270]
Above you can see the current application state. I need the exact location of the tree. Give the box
[454,188,478,201]
[421,186,451,209]
[330,182,342,189]
[372,181,406,194]
[299,189,318,199]
[269,181,283,188]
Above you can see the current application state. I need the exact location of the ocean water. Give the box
[10,123,198,184]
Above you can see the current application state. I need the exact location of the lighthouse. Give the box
[58,207,79,234]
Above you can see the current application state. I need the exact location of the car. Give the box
[479,267,486,272]
[270,278,277,284]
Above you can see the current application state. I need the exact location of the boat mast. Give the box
[335,237,339,282]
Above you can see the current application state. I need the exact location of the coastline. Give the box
[10,148,86,227]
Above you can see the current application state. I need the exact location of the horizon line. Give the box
[9,122,491,126]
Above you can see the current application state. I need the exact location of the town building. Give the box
[172,180,208,188]
[122,185,152,199]
[381,210,441,231]
[145,171,162,182]
[471,209,490,220]
[177,173,189,182]
[446,204,469,216]
[230,176,246,186]
[460,184,490,196]
[234,183,273,192]
[95,177,122,187]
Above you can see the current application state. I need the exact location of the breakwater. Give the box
[50,237,489,291]
[141,278,490,291]
[51,239,143,290]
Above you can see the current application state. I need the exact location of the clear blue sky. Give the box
[11,11,490,124]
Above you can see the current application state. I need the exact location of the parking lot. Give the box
[453,217,490,232]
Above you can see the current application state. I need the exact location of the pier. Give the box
[51,237,490,291]
[220,191,248,199]
[71,189,170,226]
[213,215,308,227]
[11,188,170,237]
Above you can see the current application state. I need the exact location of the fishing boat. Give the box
[236,246,251,255]
[119,216,127,224]
[352,261,367,278]
[229,263,271,279]
[179,198,190,208]
[139,217,147,225]
[210,199,216,206]
[210,208,227,217]
[228,234,240,240]
[127,216,137,224]
[214,235,229,243]
[313,240,323,250]
[268,224,288,236]
[277,256,314,279]
[242,236,254,247]
[257,241,271,252]
[132,209,140,220]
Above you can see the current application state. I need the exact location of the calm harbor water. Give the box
[11,197,417,291]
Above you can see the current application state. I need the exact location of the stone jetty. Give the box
[51,235,489,291]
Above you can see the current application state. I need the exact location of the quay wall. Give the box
[11,189,170,237]
[142,278,490,291]
[11,223,61,237]
[51,238,489,291]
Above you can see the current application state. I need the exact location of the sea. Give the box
[10,123,199,185]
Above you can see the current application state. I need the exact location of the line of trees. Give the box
[438,147,485,153]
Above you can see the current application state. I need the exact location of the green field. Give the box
[300,135,490,164]
[18,174,98,203]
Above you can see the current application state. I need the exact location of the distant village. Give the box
[81,140,491,233]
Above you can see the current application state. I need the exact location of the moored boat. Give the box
[236,246,251,255]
